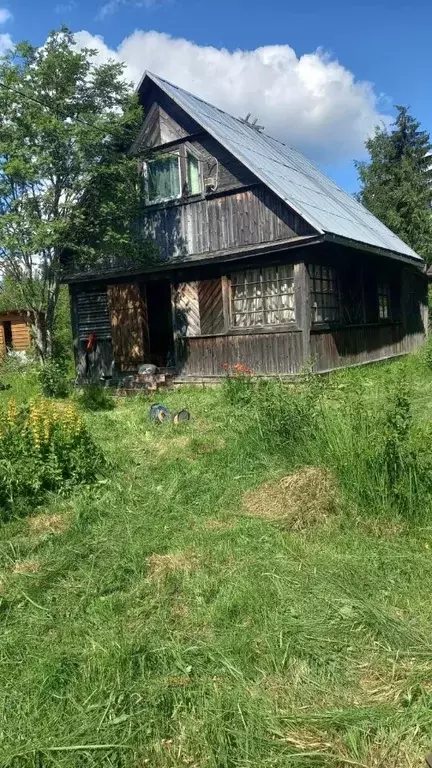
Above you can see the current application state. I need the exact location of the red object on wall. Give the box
[87,332,96,351]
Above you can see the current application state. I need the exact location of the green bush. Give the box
[0,398,105,519]
[38,358,70,398]
[76,384,115,412]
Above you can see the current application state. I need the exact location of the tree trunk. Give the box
[31,311,47,362]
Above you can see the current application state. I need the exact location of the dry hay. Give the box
[146,550,198,580]
[28,513,70,536]
[202,518,237,532]
[12,560,40,575]
[243,466,338,529]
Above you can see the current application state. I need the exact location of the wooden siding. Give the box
[0,313,31,355]
[172,281,201,337]
[135,102,189,149]
[199,279,224,335]
[177,330,304,377]
[311,324,424,372]
[108,283,149,369]
[142,185,312,262]
[76,289,111,339]
[189,135,257,192]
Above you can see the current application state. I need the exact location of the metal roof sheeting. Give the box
[143,72,423,264]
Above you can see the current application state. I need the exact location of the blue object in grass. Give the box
[149,404,171,423]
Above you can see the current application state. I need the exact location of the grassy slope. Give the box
[2,361,432,766]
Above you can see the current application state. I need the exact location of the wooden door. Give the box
[107,283,149,370]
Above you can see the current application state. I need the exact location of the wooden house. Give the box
[0,311,32,357]
[66,72,428,381]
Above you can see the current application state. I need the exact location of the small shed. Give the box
[0,312,32,356]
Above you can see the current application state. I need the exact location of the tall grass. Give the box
[243,362,432,522]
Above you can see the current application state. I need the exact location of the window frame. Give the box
[377,281,392,322]
[186,148,203,197]
[309,264,342,325]
[144,150,182,205]
[229,264,296,331]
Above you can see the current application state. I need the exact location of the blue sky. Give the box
[1,0,431,191]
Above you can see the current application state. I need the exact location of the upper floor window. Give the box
[147,153,181,203]
[378,282,391,321]
[231,265,295,329]
[310,264,341,323]
[187,153,201,195]
[145,148,202,204]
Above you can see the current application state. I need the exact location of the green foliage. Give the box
[221,363,254,406]
[37,358,70,398]
[76,385,115,412]
[423,333,432,368]
[0,27,153,359]
[0,398,105,519]
[2,360,432,765]
[356,106,432,259]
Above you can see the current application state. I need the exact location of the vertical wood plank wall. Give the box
[107,283,149,370]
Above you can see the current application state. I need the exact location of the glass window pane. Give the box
[187,154,201,195]
[230,264,295,329]
[148,155,180,201]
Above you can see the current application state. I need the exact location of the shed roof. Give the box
[141,72,423,265]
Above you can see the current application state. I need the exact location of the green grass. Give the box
[2,356,432,766]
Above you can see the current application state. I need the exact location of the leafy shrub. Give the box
[77,385,115,412]
[38,358,70,398]
[222,363,255,406]
[0,398,105,520]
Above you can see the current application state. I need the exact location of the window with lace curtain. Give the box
[230,265,295,328]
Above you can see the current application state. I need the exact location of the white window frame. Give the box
[144,151,182,205]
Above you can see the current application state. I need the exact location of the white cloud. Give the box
[0,32,12,54]
[0,7,12,24]
[96,0,161,20]
[74,29,390,164]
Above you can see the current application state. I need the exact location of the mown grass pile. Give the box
[2,353,432,766]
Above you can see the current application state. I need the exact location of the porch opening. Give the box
[145,280,174,368]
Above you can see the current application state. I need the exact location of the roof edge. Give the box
[325,233,425,268]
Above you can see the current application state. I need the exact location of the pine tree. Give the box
[356,106,432,261]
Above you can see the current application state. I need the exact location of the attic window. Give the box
[187,153,201,195]
[146,153,181,203]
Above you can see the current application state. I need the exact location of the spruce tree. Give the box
[356,106,432,261]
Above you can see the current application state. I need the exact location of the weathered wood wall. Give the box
[311,325,423,373]
[142,185,312,262]
[177,330,304,377]
[0,313,31,355]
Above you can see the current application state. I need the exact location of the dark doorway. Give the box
[145,281,175,368]
[3,321,13,350]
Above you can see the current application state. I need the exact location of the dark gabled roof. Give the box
[140,72,423,265]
